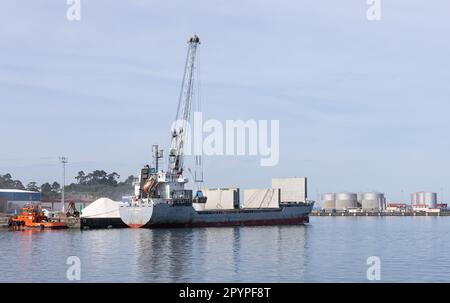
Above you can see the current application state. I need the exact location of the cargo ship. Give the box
[119,168,314,228]
[119,170,314,228]
[119,35,314,228]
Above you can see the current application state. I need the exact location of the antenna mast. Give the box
[152,145,163,172]
[59,156,68,213]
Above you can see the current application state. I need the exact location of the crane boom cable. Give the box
[175,46,191,122]
[195,46,204,184]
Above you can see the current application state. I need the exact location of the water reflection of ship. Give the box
[131,226,310,282]
[274,226,309,281]
[132,229,196,282]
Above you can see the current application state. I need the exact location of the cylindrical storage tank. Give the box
[417,192,426,205]
[357,193,364,202]
[357,193,364,207]
[424,192,437,208]
[321,193,336,210]
[411,193,418,205]
[335,192,358,210]
[361,192,385,210]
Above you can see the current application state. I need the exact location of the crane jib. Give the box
[169,34,201,176]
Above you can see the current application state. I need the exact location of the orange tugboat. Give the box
[10,204,68,230]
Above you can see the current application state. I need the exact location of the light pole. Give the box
[59,156,68,213]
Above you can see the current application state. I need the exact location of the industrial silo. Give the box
[335,192,358,210]
[412,192,437,208]
[418,192,426,205]
[321,193,336,210]
[424,192,437,208]
[411,192,437,209]
[361,192,385,211]
[357,193,364,207]
[411,193,418,205]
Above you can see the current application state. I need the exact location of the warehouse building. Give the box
[0,189,41,213]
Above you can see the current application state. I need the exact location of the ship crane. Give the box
[117,34,314,229]
[169,34,201,178]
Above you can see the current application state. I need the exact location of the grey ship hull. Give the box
[119,202,314,228]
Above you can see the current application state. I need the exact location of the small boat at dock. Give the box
[10,204,68,230]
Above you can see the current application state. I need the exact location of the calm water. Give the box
[0,217,449,282]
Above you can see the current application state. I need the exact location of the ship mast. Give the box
[169,34,200,176]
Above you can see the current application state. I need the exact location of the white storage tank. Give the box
[411,192,437,208]
[335,192,358,210]
[321,193,336,210]
[418,192,426,205]
[357,193,364,202]
[411,193,418,205]
[357,193,364,207]
[424,192,437,208]
[361,192,385,210]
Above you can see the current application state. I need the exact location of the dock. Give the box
[0,214,9,228]
[0,213,80,229]
[311,210,450,217]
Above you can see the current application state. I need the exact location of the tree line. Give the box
[0,171,135,200]
[74,170,134,187]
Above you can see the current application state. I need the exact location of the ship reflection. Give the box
[131,225,311,282]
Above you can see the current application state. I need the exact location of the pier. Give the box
[0,214,8,228]
[0,212,80,229]
[311,210,450,217]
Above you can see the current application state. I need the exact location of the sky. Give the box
[1,0,450,203]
